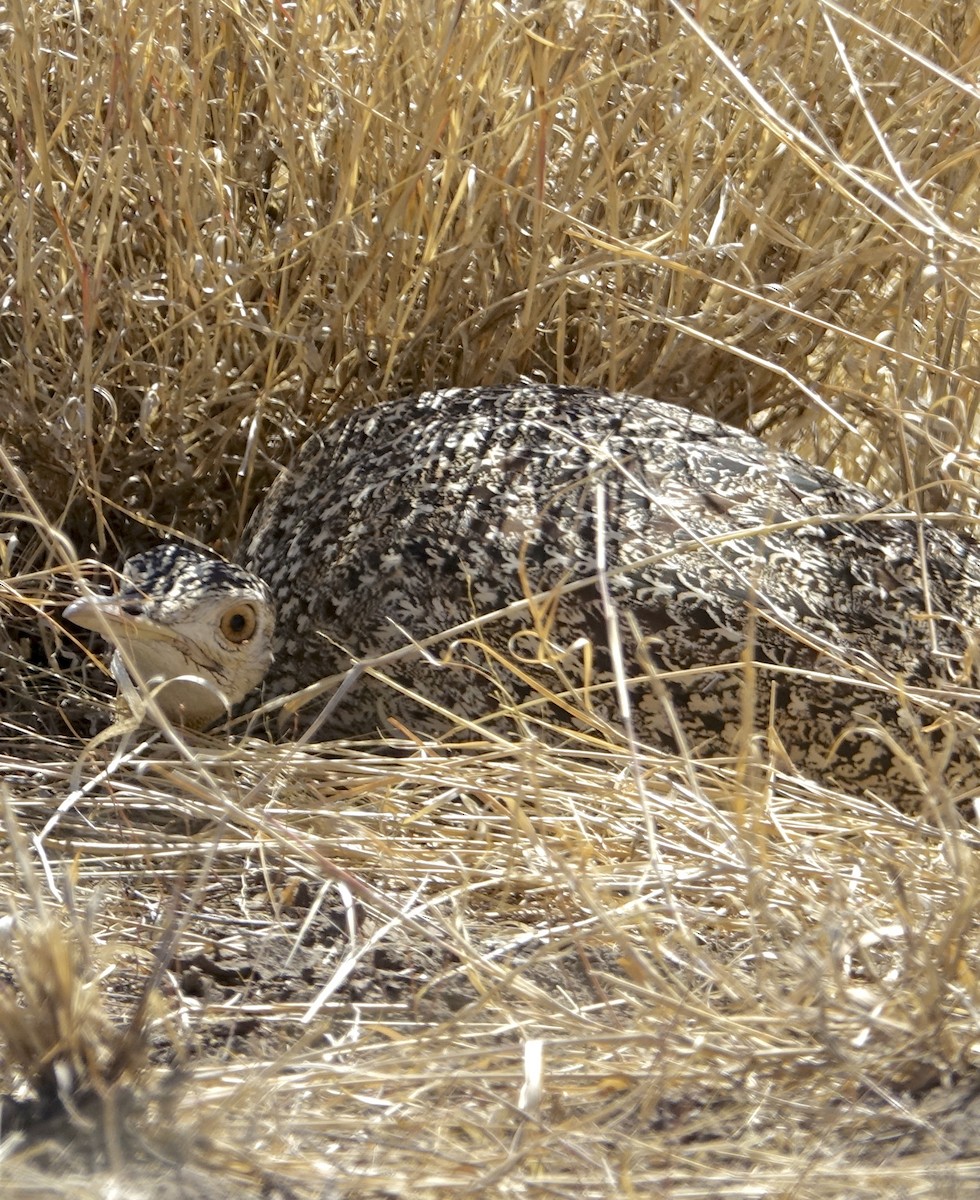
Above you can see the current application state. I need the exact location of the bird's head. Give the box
[65,544,276,727]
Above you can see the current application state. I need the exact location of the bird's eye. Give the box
[220,604,258,644]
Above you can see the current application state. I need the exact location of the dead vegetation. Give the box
[1,0,980,1195]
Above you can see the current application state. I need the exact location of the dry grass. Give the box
[2,0,980,1195]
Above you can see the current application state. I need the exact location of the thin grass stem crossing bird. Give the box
[66,385,980,804]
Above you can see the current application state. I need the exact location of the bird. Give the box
[66,384,980,804]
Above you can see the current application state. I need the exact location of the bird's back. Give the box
[241,385,980,800]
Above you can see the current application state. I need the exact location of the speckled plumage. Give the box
[123,544,272,615]
[238,384,980,800]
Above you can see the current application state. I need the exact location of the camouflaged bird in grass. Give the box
[67,385,980,804]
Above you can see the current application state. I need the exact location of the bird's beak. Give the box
[64,595,169,644]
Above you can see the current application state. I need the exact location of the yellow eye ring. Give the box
[220,604,258,644]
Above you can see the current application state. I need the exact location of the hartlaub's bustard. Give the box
[67,385,980,804]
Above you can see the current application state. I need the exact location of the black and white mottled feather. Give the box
[69,383,980,803]
[238,384,980,799]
